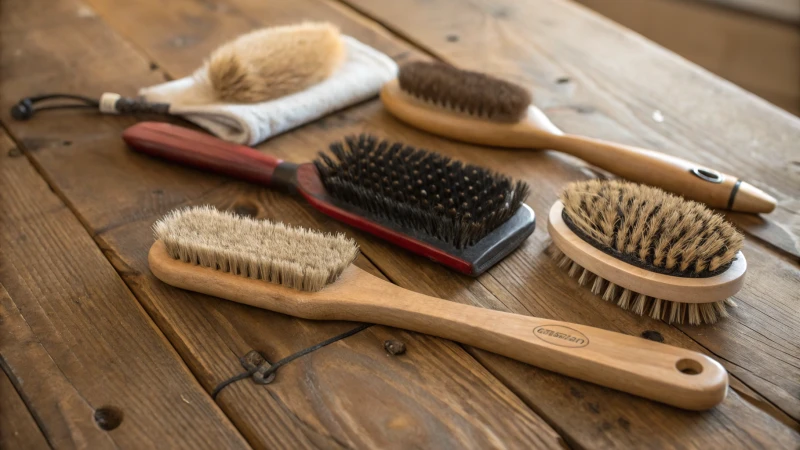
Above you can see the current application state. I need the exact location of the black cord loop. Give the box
[211,323,373,400]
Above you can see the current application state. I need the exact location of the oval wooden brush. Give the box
[202,22,346,103]
[380,61,776,214]
[149,206,729,410]
[549,179,747,325]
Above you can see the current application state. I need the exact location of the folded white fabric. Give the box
[139,36,398,146]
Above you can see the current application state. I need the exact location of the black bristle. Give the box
[314,135,529,249]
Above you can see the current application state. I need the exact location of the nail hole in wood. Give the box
[62,140,72,147]
[556,77,571,84]
[641,330,664,342]
[384,340,406,355]
[94,406,123,430]
[676,358,703,375]
[446,34,459,42]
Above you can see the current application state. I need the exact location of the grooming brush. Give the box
[202,22,345,103]
[148,206,729,410]
[123,122,534,275]
[10,22,344,121]
[380,61,776,214]
[548,179,746,325]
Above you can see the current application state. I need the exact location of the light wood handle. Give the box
[542,133,775,214]
[379,80,776,214]
[149,240,729,410]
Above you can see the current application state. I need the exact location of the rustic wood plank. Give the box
[338,0,800,419]
[4,0,797,447]
[1,0,567,447]
[0,357,50,450]
[577,0,800,116]
[0,133,249,448]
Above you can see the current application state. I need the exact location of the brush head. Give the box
[561,180,743,276]
[153,206,359,292]
[397,61,532,122]
[203,22,346,103]
[313,134,530,250]
[548,180,746,325]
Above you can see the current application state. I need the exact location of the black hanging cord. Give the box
[11,94,100,120]
[211,323,373,400]
[10,93,170,121]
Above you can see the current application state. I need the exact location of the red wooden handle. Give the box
[122,122,283,186]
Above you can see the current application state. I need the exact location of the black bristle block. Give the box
[314,135,529,249]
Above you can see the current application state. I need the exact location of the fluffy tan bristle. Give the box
[397,61,532,122]
[203,22,346,103]
[547,243,733,325]
[153,206,359,292]
[561,180,743,276]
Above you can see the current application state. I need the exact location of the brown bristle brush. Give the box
[149,206,728,410]
[202,22,346,103]
[549,180,747,325]
[381,61,776,214]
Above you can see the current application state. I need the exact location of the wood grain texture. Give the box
[577,0,800,114]
[0,357,50,450]
[0,133,248,448]
[1,0,566,447]
[1,0,798,447]
[339,0,800,421]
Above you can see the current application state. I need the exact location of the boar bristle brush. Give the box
[548,180,747,325]
[381,61,776,214]
[123,122,535,275]
[203,22,345,103]
[149,206,728,410]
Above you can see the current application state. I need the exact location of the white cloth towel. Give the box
[139,36,398,146]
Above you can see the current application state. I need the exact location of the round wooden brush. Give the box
[148,206,729,410]
[202,22,346,103]
[549,179,747,325]
[380,61,776,214]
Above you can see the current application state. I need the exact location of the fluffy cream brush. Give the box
[203,22,346,103]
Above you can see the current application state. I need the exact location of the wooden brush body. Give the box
[381,79,775,214]
[150,239,728,411]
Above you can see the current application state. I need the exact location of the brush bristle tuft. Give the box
[204,22,345,103]
[560,180,743,278]
[153,206,359,292]
[397,62,532,122]
[314,134,529,249]
[545,242,732,324]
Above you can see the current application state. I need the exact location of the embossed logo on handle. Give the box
[533,325,589,348]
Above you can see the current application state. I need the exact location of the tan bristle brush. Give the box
[203,22,346,103]
[381,62,776,214]
[549,180,747,325]
[149,206,729,410]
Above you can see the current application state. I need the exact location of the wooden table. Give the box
[1,0,798,448]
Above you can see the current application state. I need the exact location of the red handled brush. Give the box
[123,122,534,275]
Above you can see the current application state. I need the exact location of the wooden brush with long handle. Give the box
[148,206,729,411]
[381,62,776,214]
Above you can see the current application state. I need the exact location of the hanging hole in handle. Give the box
[690,168,724,184]
[676,358,704,375]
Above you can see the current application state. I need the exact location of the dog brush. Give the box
[123,122,534,275]
[11,22,344,121]
[380,61,776,214]
[548,179,747,325]
[148,206,729,410]
[202,22,345,103]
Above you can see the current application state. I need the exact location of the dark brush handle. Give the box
[122,122,297,189]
